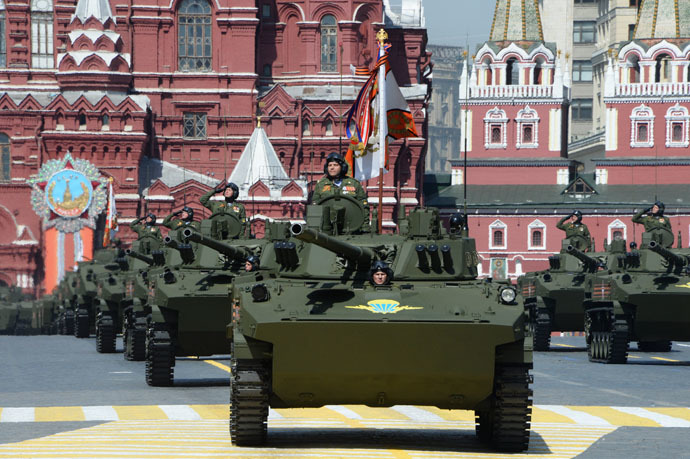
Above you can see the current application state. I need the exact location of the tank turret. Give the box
[164,236,195,264]
[182,228,248,261]
[290,223,375,267]
[125,249,155,266]
[566,245,602,273]
[648,240,688,272]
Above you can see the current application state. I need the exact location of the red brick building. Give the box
[0,0,431,293]
[429,0,690,279]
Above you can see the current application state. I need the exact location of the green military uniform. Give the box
[556,216,592,240]
[200,188,247,223]
[632,208,672,233]
[129,219,162,240]
[312,176,368,209]
[161,212,200,231]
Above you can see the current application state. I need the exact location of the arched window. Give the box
[302,119,311,136]
[0,8,6,67]
[531,230,542,247]
[78,113,87,130]
[101,113,110,131]
[506,58,519,85]
[629,55,641,83]
[533,59,543,85]
[666,103,690,147]
[31,0,54,68]
[320,15,337,72]
[324,119,333,136]
[528,219,546,249]
[493,230,503,247]
[655,54,672,83]
[489,220,507,250]
[178,0,212,72]
[0,133,9,181]
[630,104,655,148]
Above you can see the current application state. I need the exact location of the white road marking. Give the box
[82,405,120,421]
[268,408,283,419]
[0,407,34,422]
[611,406,690,427]
[390,405,445,422]
[158,405,202,420]
[538,405,612,426]
[325,405,364,420]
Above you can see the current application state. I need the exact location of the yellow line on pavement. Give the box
[648,407,690,421]
[553,343,578,348]
[568,406,659,427]
[628,355,641,359]
[34,407,85,422]
[190,404,227,419]
[651,356,680,362]
[113,405,167,420]
[424,406,475,422]
[532,406,577,424]
[205,359,232,373]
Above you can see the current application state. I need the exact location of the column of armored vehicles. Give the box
[8,171,689,453]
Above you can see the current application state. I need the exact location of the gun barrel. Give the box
[290,223,375,266]
[164,236,179,249]
[182,228,246,260]
[566,245,600,271]
[648,240,687,266]
[125,249,154,266]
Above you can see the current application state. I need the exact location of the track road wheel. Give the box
[95,312,116,353]
[587,309,628,364]
[638,340,672,352]
[74,309,89,338]
[145,324,174,386]
[229,358,270,446]
[125,323,146,361]
[475,363,533,452]
[533,310,552,351]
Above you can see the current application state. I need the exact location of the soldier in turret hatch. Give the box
[369,260,393,286]
[200,182,246,224]
[161,206,200,231]
[130,213,162,240]
[244,255,259,272]
[556,210,592,250]
[632,201,672,233]
[311,153,369,211]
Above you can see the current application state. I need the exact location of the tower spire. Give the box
[634,0,690,40]
[73,0,115,24]
[490,0,544,43]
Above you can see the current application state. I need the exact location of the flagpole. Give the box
[376,28,387,234]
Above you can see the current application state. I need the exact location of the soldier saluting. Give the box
[556,210,592,250]
[311,152,368,210]
[200,181,246,224]
[161,206,200,231]
[632,201,672,233]
[129,213,162,240]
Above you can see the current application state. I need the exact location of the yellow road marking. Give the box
[204,359,232,373]
[34,406,85,422]
[112,405,167,420]
[423,406,475,422]
[651,356,680,362]
[190,404,227,419]
[553,343,578,348]
[648,407,690,421]
[567,406,659,427]
[346,405,412,420]
[532,406,577,424]
[628,355,641,359]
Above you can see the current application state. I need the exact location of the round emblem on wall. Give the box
[46,169,94,218]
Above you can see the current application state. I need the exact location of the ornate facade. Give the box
[0,0,431,293]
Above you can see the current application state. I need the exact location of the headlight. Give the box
[500,287,517,304]
[251,284,270,302]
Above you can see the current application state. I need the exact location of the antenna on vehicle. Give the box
[462,38,470,227]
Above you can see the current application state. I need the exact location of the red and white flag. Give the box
[103,181,118,247]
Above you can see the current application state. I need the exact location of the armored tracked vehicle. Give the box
[72,248,120,338]
[517,234,603,351]
[584,227,690,364]
[55,271,78,335]
[93,251,131,353]
[229,197,532,452]
[144,212,264,386]
[0,286,23,334]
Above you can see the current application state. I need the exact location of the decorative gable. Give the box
[248,180,270,197]
[281,180,304,198]
[563,176,597,195]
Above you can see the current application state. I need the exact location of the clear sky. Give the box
[423,0,495,51]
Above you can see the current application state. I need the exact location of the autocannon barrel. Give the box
[566,245,600,272]
[125,249,154,265]
[648,240,687,266]
[164,235,195,264]
[290,223,375,267]
[182,228,247,261]
[164,236,178,249]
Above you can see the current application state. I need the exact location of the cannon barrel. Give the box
[182,228,247,261]
[125,249,154,266]
[566,245,600,272]
[164,236,178,249]
[164,235,195,264]
[648,240,687,266]
[290,223,375,266]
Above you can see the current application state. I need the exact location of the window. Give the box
[78,113,87,130]
[574,0,596,3]
[261,4,271,18]
[630,104,654,147]
[183,112,207,139]
[532,230,542,247]
[629,56,641,83]
[262,64,271,76]
[484,107,508,149]
[0,11,5,67]
[528,219,546,250]
[612,230,623,240]
[572,99,593,121]
[572,60,593,82]
[655,54,672,83]
[628,24,636,40]
[302,119,311,136]
[665,103,689,147]
[489,220,507,250]
[178,0,212,72]
[325,119,333,136]
[629,0,639,6]
[506,58,519,85]
[595,168,608,185]
[101,114,109,131]
[516,105,539,148]
[0,133,9,181]
[31,0,54,69]
[493,230,504,247]
[608,219,627,242]
[320,15,337,72]
[573,21,596,44]
[533,60,543,84]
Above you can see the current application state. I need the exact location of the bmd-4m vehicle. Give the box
[229,197,533,453]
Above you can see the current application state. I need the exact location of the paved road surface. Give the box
[0,335,688,458]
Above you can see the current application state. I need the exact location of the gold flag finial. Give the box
[108,176,113,183]
[376,28,388,45]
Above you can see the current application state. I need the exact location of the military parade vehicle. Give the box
[228,196,533,452]
[0,285,23,334]
[144,211,264,386]
[93,249,131,353]
[584,225,690,364]
[54,271,78,335]
[517,232,602,351]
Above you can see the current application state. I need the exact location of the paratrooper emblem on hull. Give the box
[345,299,423,314]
